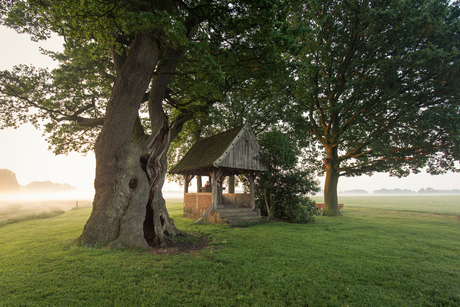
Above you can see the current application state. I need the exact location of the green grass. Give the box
[0,203,66,227]
[312,195,460,216]
[1,197,459,306]
[0,208,65,227]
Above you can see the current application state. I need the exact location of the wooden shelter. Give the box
[169,123,268,224]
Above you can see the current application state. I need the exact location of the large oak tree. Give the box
[287,0,460,216]
[0,0,286,247]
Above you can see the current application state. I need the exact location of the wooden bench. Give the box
[316,203,344,209]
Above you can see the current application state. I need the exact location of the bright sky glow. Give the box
[1,25,459,195]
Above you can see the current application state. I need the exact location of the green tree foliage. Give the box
[285,0,460,216]
[0,0,289,247]
[255,131,319,223]
[166,88,292,185]
[166,36,293,185]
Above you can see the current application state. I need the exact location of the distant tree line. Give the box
[415,188,460,195]
[0,169,76,194]
[0,169,20,193]
[373,188,460,195]
[22,181,77,193]
[335,188,460,195]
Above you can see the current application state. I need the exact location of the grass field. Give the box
[311,195,460,216]
[0,196,459,306]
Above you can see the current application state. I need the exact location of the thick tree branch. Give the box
[154,70,197,76]
[339,143,441,176]
[76,117,105,127]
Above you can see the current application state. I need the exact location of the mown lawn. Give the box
[311,195,460,216]
[1,198,459,306]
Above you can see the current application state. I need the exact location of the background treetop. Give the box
[282,0,460,215]
[1,0,289,154]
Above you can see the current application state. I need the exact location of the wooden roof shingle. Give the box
[169,123,268,175]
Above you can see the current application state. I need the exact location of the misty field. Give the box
[312,195,460,216]
[0,196,459,306]
[0,199,92,227]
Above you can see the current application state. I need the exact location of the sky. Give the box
[1,25,460,195]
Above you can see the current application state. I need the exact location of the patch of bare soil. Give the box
[147,234,210,255]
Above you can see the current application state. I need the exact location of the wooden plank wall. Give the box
[218,129,266,171]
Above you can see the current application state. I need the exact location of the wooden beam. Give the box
[194,203,214,224]
[218,175,225,187]
[196,175,202,193]
[228,175,235,193]
[209,168,224,209]
[183,172,194,195]
[244,172,256,210]
[183,174,188,196]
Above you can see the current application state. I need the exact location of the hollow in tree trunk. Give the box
[143,113,180,246]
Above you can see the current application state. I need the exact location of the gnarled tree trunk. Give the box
[143,111,179,246]
[79,16,199,249]
[79,33,160,249]
[141,42,191,245]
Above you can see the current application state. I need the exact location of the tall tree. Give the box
[287,0,460,216]
[0,0,287,247]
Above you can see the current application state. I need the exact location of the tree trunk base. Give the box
[146,193,182,246]
[79,142,151,249]
[322,208,343,217]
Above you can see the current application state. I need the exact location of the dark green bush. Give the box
[254,131,320,223]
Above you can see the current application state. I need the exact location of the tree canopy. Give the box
[0,0,289,247]
[285,0,460,216]
[1,0,285,152]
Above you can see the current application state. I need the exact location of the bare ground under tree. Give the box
[147,232,211,255]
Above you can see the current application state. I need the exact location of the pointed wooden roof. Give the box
[170,123,268,176]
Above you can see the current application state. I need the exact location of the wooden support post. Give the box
[196,175,202,193]
[228,175,235,193]
[183,174,188,194]
[183,172,194,196]
[210,168,224,209]
[218,175,225,187]
[183,173,188,203]
[245,172,256,210]
[219,175,226,203]
[212,170,218,209]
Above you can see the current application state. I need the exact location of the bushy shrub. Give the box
[278,195,319,224]
[254,131,320,223]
